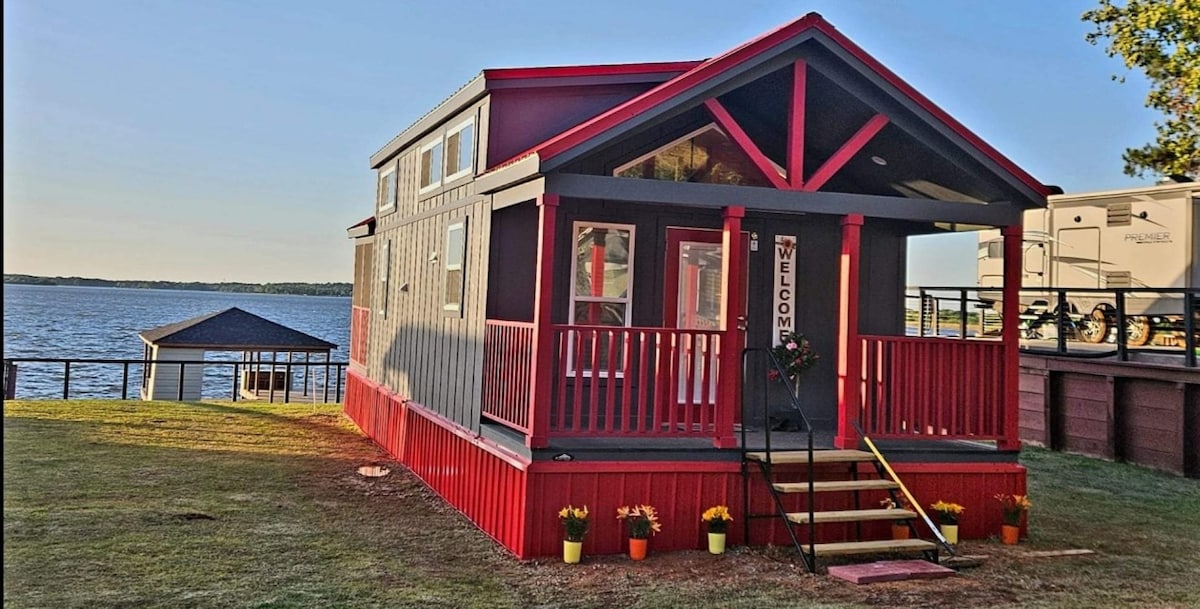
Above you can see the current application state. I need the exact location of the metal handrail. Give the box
[741,347,815,571]
[2,356,348,403]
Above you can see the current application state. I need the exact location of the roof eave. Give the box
[369,74,488,169]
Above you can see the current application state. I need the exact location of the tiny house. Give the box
[345,13,1048,561]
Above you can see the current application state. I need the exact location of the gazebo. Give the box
[138,307,337,401]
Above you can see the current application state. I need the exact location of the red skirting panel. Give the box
[345,371,1027,559]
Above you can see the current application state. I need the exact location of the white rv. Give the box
[978,181,1199,346]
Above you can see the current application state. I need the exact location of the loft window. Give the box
[378,165,397,213]
[419,139,444,192]
[444,118,475,182]
[613,123,779,187]
[444,219,467,314]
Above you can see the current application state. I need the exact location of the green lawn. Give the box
[4,400,1199,609]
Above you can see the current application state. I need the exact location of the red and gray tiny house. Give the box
[344,13,1043,559]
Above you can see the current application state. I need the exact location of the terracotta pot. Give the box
[707,532,727,555]
[563,540,583,563]
[940,524,959,544]
[1001,524,1020,545]
[892,523,910,540]
[629,538,648,560]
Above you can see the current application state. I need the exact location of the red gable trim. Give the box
[484,61,702,81]
[346,216,375,231]
[490,12,1049,199]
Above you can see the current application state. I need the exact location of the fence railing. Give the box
[549,325,723,437]
[481,320,534,433]
[2,357,347,403]
[860,335,1006,441]
[908,286,1198,367]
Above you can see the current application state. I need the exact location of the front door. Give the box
[664,228,748,416]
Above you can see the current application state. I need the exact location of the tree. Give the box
[1083,0,1200,179]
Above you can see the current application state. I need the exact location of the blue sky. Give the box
[3,0,1156,284]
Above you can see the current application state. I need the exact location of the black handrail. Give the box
[741,347,815,571]
[1,357,348,403]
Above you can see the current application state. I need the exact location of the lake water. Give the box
[2,284,350,399]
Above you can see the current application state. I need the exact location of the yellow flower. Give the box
[558,507,570,519]
[702,505,733,522]
[616,505,632,520]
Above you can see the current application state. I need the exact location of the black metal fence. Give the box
[907,286,1199,368]
[2,357,348,402]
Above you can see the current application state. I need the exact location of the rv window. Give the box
[987,242,1003,259]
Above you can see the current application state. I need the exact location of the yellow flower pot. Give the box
[707,532,727,555]
[940,524,959,544]
[563,540,582,564]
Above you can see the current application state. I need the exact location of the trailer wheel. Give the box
[1079,308,1109,344]
[1125,316,1153,347]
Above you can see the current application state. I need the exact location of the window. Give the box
[444,219,467,314]
[444,118,475,182]
[569,222,635,326]
[613,124,779,187]
[378,165,397,213]
[419,139,443,192]
[379,239,391,318]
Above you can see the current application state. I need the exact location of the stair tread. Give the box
[810,539,938,556]
[786,508,917,524]
[773,480,900,493]
[745,449,876,464]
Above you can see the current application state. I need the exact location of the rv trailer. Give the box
[978,181,1199,346]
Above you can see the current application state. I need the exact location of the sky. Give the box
[3,0,1159,285]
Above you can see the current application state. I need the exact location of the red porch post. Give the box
[835,214,864,449]
[1000,224,1022,451]
[715,205,745,448]
[528,193,559,449]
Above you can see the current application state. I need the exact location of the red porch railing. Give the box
[481,320,534,433]
[860,335,1007,441]
[350,305,370,364]
[550,325,723,437]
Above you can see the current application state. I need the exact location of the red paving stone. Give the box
[827,560,956,584]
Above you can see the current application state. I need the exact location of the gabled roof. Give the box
[139,307,337,352]
[486,12,1051,201]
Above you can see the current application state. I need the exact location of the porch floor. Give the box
[479,422,1018,464]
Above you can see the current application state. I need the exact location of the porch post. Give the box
[528,193,559,449]
[715,205,745,448]
[835,214,864,449]
[1000,224,1023,451]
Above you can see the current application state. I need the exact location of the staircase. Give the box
[741,348,939,573]
[743,448,938,572]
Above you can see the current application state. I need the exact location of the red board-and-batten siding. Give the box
[345,370,1026,559]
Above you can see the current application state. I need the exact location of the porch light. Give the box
[870,155,888,166]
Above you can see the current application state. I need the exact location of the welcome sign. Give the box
[772,235,797,346]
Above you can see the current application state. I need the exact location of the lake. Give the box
[2,284,350,399]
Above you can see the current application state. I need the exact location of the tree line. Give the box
[3,274,352,297]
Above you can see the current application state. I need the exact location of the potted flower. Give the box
[767,332,820,398]
[930,500,965,544]
[558,504,590,563]
[880,497,913,540]
[617,504,661,560]
[701,505,733,554]
[994,493,1031,545]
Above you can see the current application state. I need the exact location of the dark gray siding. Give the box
[486,201,538,322]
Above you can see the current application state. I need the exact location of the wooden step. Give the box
[810,539,938,557]
[773,479,900,494]
[745,449,876,464]
[786,508,916,525]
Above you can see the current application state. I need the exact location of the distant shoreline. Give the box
[4,274,351,297]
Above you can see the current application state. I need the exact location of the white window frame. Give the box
[378,239,391,319]
[567,221,636,377]
[418,138,444,194]
[443,117,476,184]
[443,219,467,315]
[378,164,397,213]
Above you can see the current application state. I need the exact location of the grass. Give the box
[5,400,1200,609]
